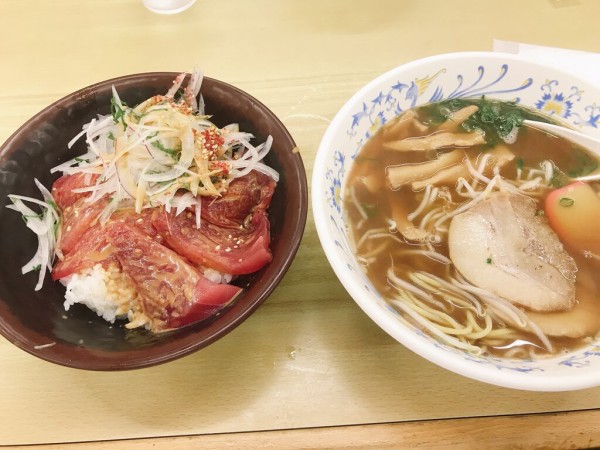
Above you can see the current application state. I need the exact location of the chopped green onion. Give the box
[559,197,575,207]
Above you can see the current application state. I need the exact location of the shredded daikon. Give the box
[7,69,279,293]
[51,68,278,221]
[6,179,60,291]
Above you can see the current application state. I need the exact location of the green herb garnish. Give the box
[516,157,524,170]
[147,132,179,156]
[110,97,127,128]
[462,98,523,146]
[22,213,42,223]
[421,97,546,147]
[559,197,575,207]
[130,110,142,122]
[151,139,179,157]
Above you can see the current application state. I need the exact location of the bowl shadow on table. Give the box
[296,226,583,419]
[68,236,317,432]
[59,294,298,432]
[325,300,587,420]
[59,239,312,431]
[68,237,314,433]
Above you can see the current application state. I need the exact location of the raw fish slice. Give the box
[51,173,100,211]
[53,207,159,280]
[152,208,272,275]
[200,171,276,228]
[52,224,116,280]
[58,197,109,255]
[107,222,241,332]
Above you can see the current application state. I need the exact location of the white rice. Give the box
[60,264,231,329]
[203,268,233,284]
[61,264,137,323]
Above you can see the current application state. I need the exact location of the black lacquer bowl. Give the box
[0,73,307,370]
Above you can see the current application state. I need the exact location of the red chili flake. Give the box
[201,128,225,154]
[211,160,230,175]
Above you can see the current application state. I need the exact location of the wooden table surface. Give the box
[2,0,600,448]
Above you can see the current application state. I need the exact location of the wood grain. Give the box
[5,410,600,449]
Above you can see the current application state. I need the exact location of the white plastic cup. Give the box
[143,0,197,14]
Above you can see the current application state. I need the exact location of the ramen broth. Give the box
[344,98,600,359]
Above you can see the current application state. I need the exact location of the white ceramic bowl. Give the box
[312,52,600,391]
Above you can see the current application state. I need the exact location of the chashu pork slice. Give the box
[526,265,600,338]
[448,192,577,312]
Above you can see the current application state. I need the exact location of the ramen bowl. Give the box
[313,52,600,391]
[0,72,308,370]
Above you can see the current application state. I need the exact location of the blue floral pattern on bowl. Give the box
[313,53,600,391]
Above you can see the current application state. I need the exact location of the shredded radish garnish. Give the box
[51,68,278,221]
[7,69,279,293]
[6,179,60,291]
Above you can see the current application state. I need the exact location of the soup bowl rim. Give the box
[312,51,600,391]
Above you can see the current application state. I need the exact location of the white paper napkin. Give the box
[493,39,600,86]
